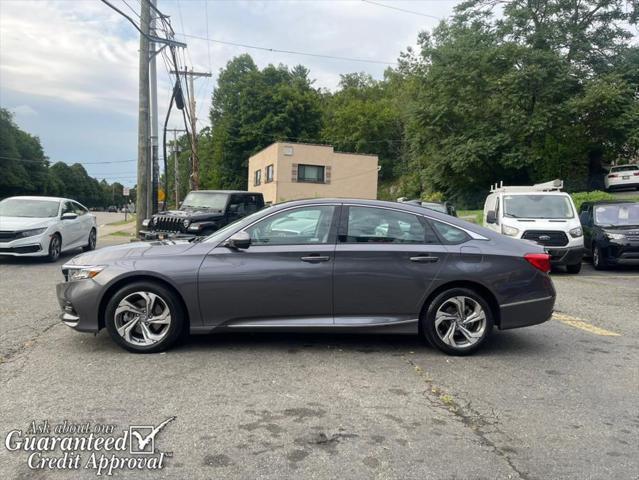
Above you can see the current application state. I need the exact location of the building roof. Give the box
[249,141,378,159]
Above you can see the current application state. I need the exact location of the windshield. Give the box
[181,192,229,210]
[203,206,275,244]
[503,194,574,219]
[594,203,639,226]
[0,198,59,218]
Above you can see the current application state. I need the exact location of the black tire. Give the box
[104,281,185,353]
[422,288,494,356]
[566,262,582,274]
[592,245,608,270]
[83,228,97,252]
[47,234,61,262]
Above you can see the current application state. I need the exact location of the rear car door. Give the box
[198,204,339,327]
[333,205,448,327]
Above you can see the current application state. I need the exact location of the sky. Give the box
[0,0,459,187]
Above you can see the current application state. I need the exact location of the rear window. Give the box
[610,165,638,173]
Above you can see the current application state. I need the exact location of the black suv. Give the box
[141,190,264,240]
[579,200,639,269]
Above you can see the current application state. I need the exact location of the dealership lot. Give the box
[0,232,637,479]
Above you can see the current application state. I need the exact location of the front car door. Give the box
[59,201,83,249]
[332,205,448,329]
[198,204,339,328]
[72,201,93,244]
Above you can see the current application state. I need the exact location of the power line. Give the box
[361,0,441,20]
[0,155,138,165]
[176,33,397,66]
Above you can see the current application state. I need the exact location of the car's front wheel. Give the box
[83,228,97,252]
[422,288,494,356]
[592,244,608,270]
[47,234,61,262]
[104,281,185,353]
[566,262,582,274]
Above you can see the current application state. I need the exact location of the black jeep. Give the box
[140,190,264,240]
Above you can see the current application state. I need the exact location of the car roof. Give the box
[584,200,636,206]
[4,195,66,202]
[189,190,261,195]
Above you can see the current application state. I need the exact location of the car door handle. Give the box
[409,255,439,263]
[300,255,330,263]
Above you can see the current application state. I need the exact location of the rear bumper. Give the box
[606,182,639,191]
[499,295,555,330]
[546,246,585,266]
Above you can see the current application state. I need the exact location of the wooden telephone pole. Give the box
[170,68,211,190]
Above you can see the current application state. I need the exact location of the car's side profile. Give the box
[57,199,555,355]
[0,196,97,261]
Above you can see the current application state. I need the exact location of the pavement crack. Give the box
[405,357,531,480]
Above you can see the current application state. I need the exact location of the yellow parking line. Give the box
[553,313,620,337]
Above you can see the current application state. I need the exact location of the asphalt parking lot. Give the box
[0,225,637,479]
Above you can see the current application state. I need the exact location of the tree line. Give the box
[168,0,638,208]
[0,108,134,208]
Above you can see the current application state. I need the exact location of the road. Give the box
[0,230,637,479]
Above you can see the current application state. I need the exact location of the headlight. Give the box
[188,223,203,232]
[18,228,47,238]
[142,219,150,227]
[569,227,583,238]
[65,265,105,281]
[182,219,191,228]
[501,225,519,236]
[604,231,625,241]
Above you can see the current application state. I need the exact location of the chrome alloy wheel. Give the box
[434,296,487,349]
[113,291,172,346]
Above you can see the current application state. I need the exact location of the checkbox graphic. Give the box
[129,426,155,454]
[128,416,176,455]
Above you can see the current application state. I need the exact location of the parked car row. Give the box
[0,196,97,261]
[480,179,639,272]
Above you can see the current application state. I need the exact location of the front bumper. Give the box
[139,230,196,241]
[545,246,585,266]
[0,233,48,257]
[56,279,103,333]
[601,242,639,265]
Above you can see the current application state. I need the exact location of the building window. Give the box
[297,164,325,183]
[254,169,262,186]
[265,164,274,183]
[283,146,294,156]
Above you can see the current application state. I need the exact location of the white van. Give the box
[483,180,584,273]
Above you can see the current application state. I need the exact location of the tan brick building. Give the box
[247,142,379,204]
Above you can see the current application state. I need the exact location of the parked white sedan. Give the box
[604,165,639,191]
[0,196,97,261]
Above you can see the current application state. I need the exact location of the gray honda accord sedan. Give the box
[56,198,556,355]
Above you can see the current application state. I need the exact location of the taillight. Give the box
[634,172,639,176]
[524,253,551,273]
[608,174,618,178]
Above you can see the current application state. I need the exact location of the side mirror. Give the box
[486,210,497,224]
[61,212,78,220]
[224,231,251,250]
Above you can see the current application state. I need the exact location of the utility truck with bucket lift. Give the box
[483,180,584,274]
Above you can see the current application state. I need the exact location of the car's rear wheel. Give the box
[566,262,582,274]
[83,228,97,252]
[422,288,493,356]
[105,281,185,353]
[592,244,608,270]
[47,234,61,262]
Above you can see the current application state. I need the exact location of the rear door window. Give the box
[340,206,438,244]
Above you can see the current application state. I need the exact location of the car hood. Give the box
[156,209,225,219]
[65,239,195,266]
[0,216,55,231]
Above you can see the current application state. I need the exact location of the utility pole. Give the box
[166,128,186,207]
[170,69,211,190]
[149,0,159,215]
[136,0,151,235]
